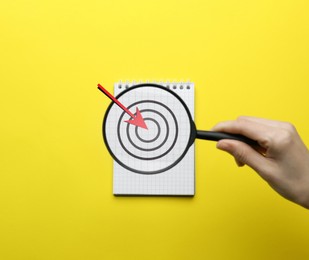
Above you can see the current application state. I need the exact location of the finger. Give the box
[212,116,291,133]
[237,116,291,129]
[216,140,273,181]
[235,158,245,167]
[212,119,277,149]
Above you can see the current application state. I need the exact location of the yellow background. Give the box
[1,0,309,259]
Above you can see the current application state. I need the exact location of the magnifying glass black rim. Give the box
[102,83,196,175]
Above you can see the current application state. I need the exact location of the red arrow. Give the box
[97,84,148,129]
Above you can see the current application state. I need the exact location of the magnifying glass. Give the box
[103,83,257,175]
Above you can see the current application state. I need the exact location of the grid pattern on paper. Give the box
[112,82,195,196]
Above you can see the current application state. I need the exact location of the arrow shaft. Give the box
[97,84,135,118]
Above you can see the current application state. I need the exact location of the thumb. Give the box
[216,140,270,175]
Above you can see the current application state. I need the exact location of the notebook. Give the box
[112,81,195,196]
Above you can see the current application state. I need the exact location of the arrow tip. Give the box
[125,107,148,129]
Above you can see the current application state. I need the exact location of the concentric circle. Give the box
[120,103,177,157]
[126,109,168,152]
[135,118,160,143]
[103,83,194,174]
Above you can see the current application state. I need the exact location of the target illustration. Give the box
[102,84,193,175]
[99,83,257,176]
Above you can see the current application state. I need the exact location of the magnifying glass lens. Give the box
[103,84,193,175]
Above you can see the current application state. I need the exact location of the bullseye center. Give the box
[135,118,160,143]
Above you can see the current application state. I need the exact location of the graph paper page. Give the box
[112,82,195,195]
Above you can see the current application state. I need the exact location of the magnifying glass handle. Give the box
[196,130,258,146]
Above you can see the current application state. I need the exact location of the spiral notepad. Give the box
[112,81,195,196]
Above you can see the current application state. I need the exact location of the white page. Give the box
[112,82,195,195]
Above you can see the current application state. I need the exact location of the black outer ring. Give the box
[102,83,195,175]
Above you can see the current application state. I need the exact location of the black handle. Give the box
[196,130,258,146]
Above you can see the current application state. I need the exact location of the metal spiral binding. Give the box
[114,81,194,92]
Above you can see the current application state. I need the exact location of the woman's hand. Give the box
[212,116,309,209]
